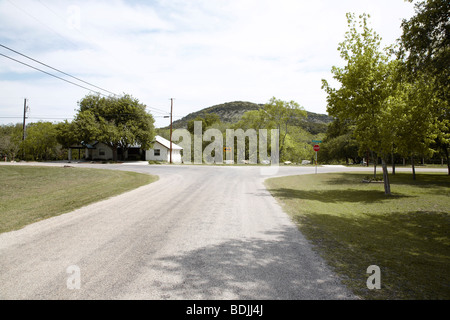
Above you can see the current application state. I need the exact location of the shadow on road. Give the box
[144,228,356,300]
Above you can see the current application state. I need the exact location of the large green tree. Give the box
[399,0,449,174]
[388,65,438,179]
[73,94,155,161]
[322,13,395,194]
[399,0,449,96]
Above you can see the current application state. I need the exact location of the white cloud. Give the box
[0,0,416,127]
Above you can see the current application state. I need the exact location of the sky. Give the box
[0,0,416,128]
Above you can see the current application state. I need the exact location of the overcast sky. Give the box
[0,0,416,128]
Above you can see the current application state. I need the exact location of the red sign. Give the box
[313,145,320,152]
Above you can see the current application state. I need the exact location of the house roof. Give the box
[154,135,183,150]
[70,136,182,150]
[69,141,96,149]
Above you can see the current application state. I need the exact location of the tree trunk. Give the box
[411,156,416,180]
[112,146,118,162]
[382,158,391,195]
[371,150,376,178]
[444,146,450,175]
[367,150,370,167]
[122,146,129,161]
[391,152,396,175]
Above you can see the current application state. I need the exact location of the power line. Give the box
[0,45,171,115]
[0,44,118,97]
[3,3,170,115]
[0,52,110,96]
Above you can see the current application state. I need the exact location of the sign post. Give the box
[313,144,320,174]
[224,147,232,163]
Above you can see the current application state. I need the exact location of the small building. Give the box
[146,135,183,163]
[87,142,114,160]
[68,135,183,163]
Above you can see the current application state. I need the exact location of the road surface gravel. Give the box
[0,163,398,299]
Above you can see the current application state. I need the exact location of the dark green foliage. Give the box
[73,94,156,161]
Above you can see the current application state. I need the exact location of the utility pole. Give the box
[22,98,28,159]
[170,98,173,164]
[22,98,28,141]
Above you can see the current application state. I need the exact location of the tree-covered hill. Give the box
[169,101,333,135]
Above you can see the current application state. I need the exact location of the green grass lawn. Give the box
[0,166,158,234]
[265,172,450,300]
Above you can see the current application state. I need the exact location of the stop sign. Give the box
[313,145,320,152]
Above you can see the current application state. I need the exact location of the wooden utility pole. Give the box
[22,98,28,142]
[170,98,173,164]
[22,98,28,159]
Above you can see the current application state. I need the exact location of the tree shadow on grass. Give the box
[324,173,450,190]
[323,173,375,186]
[294,210,450,300]
[268,188,412,204]
[392,174,450,190]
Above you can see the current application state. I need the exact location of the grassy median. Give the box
[0,166,158,234]
[265,172,450,300]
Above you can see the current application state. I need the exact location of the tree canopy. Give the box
[322,3,449,188]
[399,0,449,174]
[322,13,396,194]
[73,94,155,161]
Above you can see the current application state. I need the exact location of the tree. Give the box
[21,122,60,161]
[234,110,267,131]
[0,124,22,161]
[322,118,361,164]
[322,13,395,194]
[282,132,315,164]
[187,112,221,134]
[399,0,450,174]
[389,68,437,179]
[73,94,155,161]
[399,0,449,98]
[263,97,307,158]
[55,120,78,149]
[231,97,307,162]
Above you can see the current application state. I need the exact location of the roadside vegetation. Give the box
[265,172,450,300]
[0,166,158,233]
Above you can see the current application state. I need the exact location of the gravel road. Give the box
[0,163,383,299]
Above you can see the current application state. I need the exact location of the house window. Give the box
[99,148,105,156]
[154,149,160,156]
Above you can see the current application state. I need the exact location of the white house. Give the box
[68,135,183,163]
[146,135,183,163]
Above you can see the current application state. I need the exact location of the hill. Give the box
[168,101,333,135]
